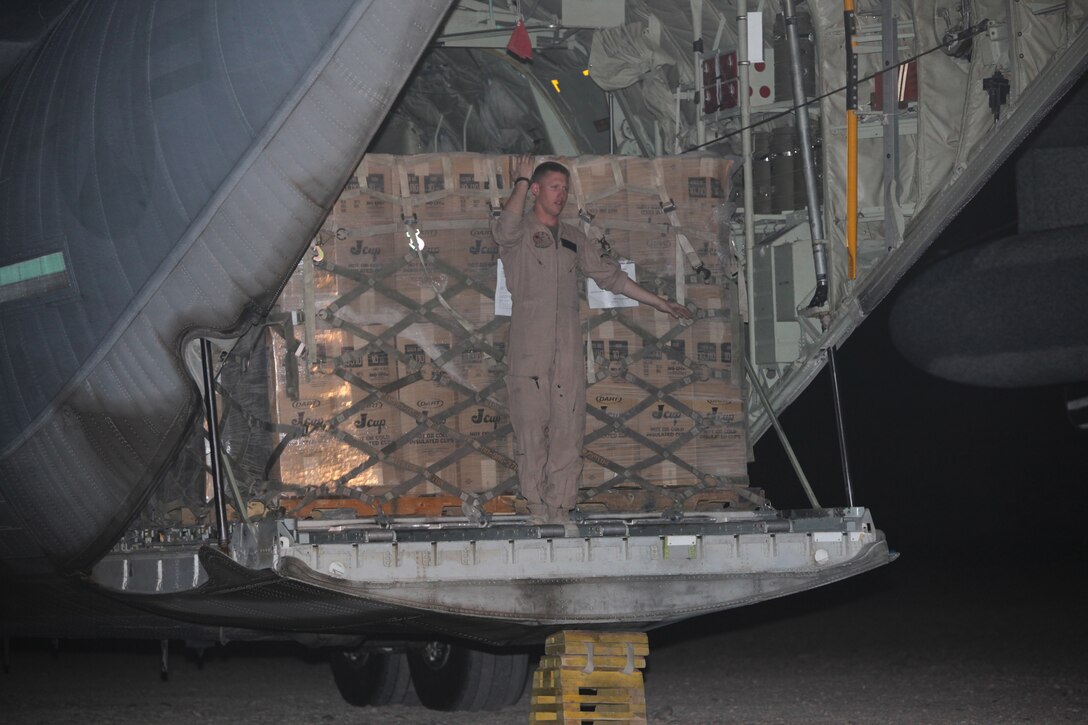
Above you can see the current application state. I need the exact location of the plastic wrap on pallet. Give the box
[256,153,751,512]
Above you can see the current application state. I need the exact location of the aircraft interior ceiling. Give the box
[374,0,754,156]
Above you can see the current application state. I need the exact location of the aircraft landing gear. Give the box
[329,647,417,707]
[406,641,530,711]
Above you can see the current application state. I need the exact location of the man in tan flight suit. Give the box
[494,156,693,524]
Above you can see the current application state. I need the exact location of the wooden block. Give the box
[531,689,647,706]
[546,631,649,647]
[531,702,647,714]
[533,669,645,687]
[530,715,648,725]
[603,698,646,709]
[530,704,648,722]
[532,669,644,689]
[544,642,650,657]
[544,631,650,660]
[539,654,647,671]
[532,707,646,722]
[530,690,648,723]
[532,630,650,723]
[533,712,647,723]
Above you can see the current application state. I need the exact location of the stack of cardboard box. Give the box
[263,154,746,509]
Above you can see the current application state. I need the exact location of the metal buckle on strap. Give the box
[597,236,614,257]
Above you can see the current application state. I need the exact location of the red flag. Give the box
[506,18,532,61]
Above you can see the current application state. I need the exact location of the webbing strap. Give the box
[651,158,711,286]
[395,158,415,227]
[407,225,480,336]
[486,157,503,216]
[568,164,608,385]
[328,261,518,488]
[568,165,608,249]
[582,643,595,674]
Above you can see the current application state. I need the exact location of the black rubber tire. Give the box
[406,642,530,711]
[330,648,417,707]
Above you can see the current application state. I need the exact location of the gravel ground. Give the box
[5,558,1086,724]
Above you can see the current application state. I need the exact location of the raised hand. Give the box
[510,154,535,185]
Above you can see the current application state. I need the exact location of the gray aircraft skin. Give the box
[0,0,1083,677]
[0,0,455,578]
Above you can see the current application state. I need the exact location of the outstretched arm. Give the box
[579,234,694,320]
[619,277,694,319]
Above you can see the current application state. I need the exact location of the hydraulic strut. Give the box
[199,339,230,549]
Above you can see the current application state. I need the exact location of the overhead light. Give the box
[582,69,590,76]
[551,79,561,93]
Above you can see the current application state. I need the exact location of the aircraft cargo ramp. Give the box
[89,509,893,646]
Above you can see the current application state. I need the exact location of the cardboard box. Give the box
[568,156,732,277]
[398,154,501,223]
[455,400,514,494]
[393,323,460,494]
[588,319,643,383]
[267,331,359,488]
[583,379,646,488]
[274,252,341,318]
[336,328,399,389]
[325,392,400,489]
[324,227,403,281]
[341,156,401,227]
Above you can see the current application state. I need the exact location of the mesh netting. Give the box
[206,153,763,521]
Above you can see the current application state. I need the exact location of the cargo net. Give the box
[219,154,766,521]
